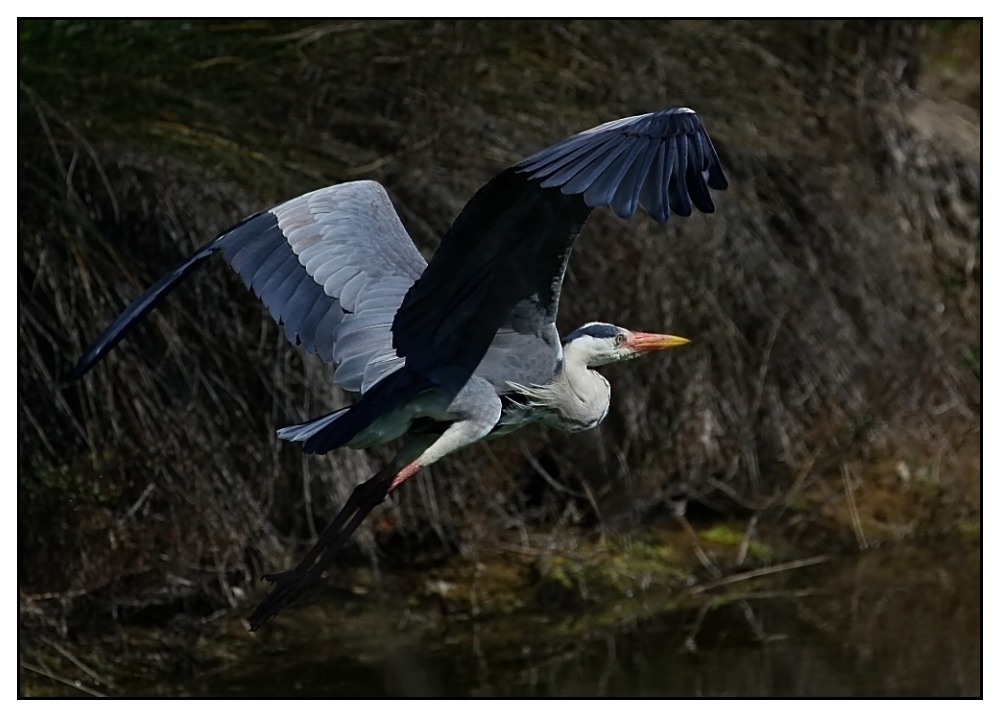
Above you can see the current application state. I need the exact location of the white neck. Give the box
[547,341,611,431]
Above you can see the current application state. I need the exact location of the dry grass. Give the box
[18,20,979,624]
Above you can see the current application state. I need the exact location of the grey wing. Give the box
[73,180,424,395]
[235,180,425,393]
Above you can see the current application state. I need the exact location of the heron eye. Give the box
[614,334,625,347]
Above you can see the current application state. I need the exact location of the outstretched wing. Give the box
[259,181,425,392]
[74,180,425,394]
[518,107,728,221]
[391,107,727,385]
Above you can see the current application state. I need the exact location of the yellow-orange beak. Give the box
[622,331,690,353]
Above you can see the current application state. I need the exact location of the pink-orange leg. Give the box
[388,459,422,491]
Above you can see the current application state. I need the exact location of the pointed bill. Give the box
[623,331,690,353]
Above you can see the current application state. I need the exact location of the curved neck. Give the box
[551,342,611,431]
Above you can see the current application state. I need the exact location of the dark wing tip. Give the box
[71,347,102,382]
[69,212,277,381]
[515,107,728,223]
[70,242,222,381]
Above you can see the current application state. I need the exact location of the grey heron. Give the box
[73,108,728,629]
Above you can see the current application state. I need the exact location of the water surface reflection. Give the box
[173,543,981,697]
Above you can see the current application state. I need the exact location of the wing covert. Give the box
[237,180,425,392]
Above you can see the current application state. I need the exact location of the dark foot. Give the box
[247,463,397,630]
[248,569,321,631]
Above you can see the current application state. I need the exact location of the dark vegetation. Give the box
[19,20,979,635]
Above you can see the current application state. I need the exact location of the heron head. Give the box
[562,322,689,368]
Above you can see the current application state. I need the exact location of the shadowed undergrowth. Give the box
[18,20,979,630]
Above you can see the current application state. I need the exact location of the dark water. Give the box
[151,542,979,697]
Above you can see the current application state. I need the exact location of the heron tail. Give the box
[276,408,351,442]
[288,369,434,455]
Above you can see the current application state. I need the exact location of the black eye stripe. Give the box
[562,323,620,343]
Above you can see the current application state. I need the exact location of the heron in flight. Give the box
[73,108,728,629]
